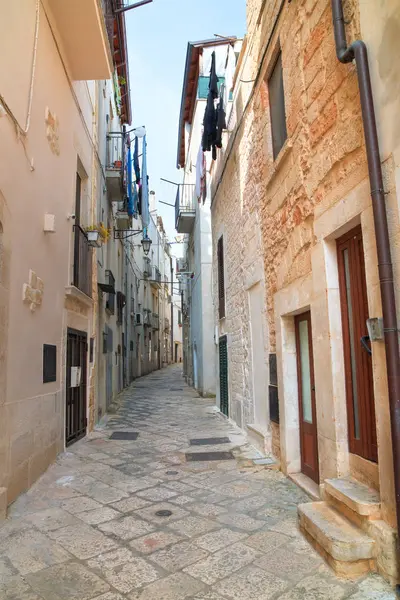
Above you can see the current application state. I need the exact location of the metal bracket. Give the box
[114,229,143,240]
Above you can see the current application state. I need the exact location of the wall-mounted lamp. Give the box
[141,237,152,256]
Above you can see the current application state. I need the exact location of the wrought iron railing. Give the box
[73,226,92,298]
[175,184,196,228]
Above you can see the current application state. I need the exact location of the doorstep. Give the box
[290,472,320,501]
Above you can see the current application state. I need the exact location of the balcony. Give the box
[72,226,93,298]
[47,0,113,80]
[151,266,162,288]
[143,257,151,278]
[106,133,126,202]
[114,199,131,230]
[175,184,196,234]
[152,313,160,330]
[143,308,152,327]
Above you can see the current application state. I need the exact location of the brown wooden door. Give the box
[295,311,319,483]
[337,226,377,462]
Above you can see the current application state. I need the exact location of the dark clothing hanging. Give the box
[134,137,140,184]
[202,51,219,160]
[216,87,226,149]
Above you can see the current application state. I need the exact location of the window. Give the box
[268,51,287,159]
[117,292,126,325]
[178,310,182,326]
[217,235,225,319]
[43,344,57,383]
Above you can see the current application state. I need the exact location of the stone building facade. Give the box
[211,0,400,584]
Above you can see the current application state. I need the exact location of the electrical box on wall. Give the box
[44,213,56,233]
[367,317,384,342]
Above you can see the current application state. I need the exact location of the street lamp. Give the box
[141,237,152,255]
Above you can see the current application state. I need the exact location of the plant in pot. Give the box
[85,223,110,248]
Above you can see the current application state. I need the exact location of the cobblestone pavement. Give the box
[0,366,396,599]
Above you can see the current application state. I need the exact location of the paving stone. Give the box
[136,487,178,501]
[61,496,103,514]
[98,515,155,540]
[214,566,289,600]
[68,477,129,504]
[94,557,160,593]
[88,548,138,572]
[0,575,44,600]
[189,502,227,518]
[0,556,18,582]
[26,562,110,600]
[194,528,247,552]
[48,523,117,559]
[0,366,393,598]
[256,544,322,580]
[92,594,126,600]
[149,541,209,572]
[163,481,196,493]
[217,512,265,532]
[1,528,71,574]
[128,571,205,600]
[78,507,121,525]
[24,508,78,532]
[130,530,184,554]
[110,496,151,513]
[183,542,260,585]
[134,502,190,524]
[191,593,227,600]
[169,495,196,505]
[244,530,291,553]
[276,573,351,600]
[167,515,219,538]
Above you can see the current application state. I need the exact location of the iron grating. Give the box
[189,437,230,446]
[185,451,234,462]
[110,431,139,440]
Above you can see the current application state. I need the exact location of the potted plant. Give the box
[114,159,122,169]
[85,223,110,247]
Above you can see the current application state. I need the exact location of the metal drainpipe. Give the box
[331,0,400,544]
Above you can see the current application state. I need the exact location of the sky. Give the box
[125,0,246,249]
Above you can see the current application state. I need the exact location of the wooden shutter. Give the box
[217,236,225,319]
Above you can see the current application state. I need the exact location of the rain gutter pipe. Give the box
[331,0,400,544]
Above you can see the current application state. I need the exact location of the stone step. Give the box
[325,478,381,524]
[298,502,376,578]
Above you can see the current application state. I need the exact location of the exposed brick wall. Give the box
[212,0,366,449]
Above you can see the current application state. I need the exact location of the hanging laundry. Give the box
[202,51,219,161]
[127,139,134,217]
[132,181,139,215]
[134,136,140,183]
[141,136,150,229]
[216,84,227,149]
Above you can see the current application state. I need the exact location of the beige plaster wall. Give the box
[0,1,96,503]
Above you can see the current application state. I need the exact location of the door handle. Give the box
[361,335,372,356]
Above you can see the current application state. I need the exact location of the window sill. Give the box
[65,285,93,308]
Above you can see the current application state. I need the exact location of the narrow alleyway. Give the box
[0,366,395,600]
